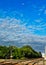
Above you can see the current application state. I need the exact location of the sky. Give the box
[0,0,46,47]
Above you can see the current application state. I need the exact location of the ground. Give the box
[0,58,45,65]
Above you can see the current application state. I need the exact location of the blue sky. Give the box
[0,0,46,44]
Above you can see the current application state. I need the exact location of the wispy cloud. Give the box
[44,10,46,14]
[35,19,42,22]
[0,17,46,44]
[0,9,46,47]
[38,6,46,15]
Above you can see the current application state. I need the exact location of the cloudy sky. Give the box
[0,0,46,46]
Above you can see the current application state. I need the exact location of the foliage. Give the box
[0,45,42,59]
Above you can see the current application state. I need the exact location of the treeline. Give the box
[0,45,42,59]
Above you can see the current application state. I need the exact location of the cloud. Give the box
[28,25,43,31]
[28,19,46,33]
[0,17,46,44]
[39,6,45,12]
[44,10,46,14]
[38,6,46,15]
[0,17,30,41]
[0,10,46,46]
[35,19,42,22]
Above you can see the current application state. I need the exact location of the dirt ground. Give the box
[0,58,45,65]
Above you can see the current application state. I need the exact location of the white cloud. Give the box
[0,17,31,42]
[39,6,45,12]
[35,19,42,22]
[28,25,45,31]
[0,10,46,45]
[44,10,46,14]
[38,6,45,15]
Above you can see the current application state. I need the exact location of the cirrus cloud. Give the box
[0,17,46,44]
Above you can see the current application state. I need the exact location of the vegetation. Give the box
[0,45,42,59]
